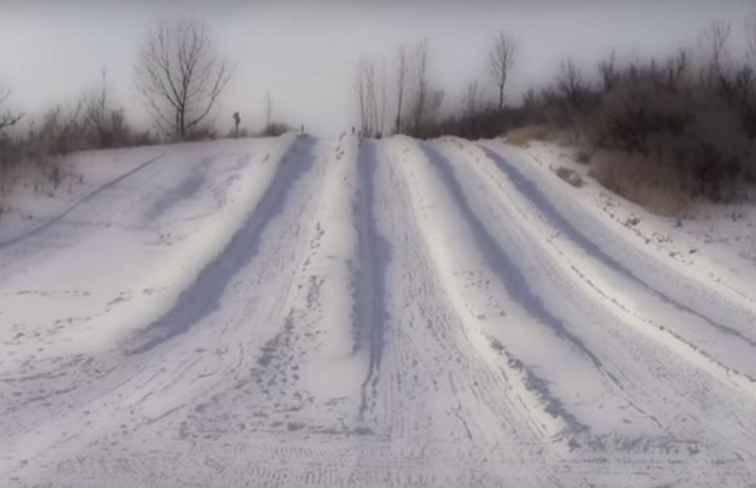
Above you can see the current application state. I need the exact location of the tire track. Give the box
[391,139,589,441]
[421,143,613,382]
[354,141,391,420]
[434,140,756,452]
[126,137,317,354]
[478,143,756,386]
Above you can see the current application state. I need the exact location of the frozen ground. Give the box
[1,134,756,487]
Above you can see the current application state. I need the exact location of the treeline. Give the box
[528,20,756,208]
[359,19,756,210]
[353,33,517,138]
[0,71,156,205]
[0,18,288,212]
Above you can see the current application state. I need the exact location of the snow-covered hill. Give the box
[2,134,756,487]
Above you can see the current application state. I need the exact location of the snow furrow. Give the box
[125,137,315,354]
[388,136,599,441]
[480,143,756,346]
[4,134,756,486]
[422,142,609,376]
[434,138,756,456]
[476,142,756,390]
[354,141,391,420]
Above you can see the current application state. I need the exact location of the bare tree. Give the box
[748,14,756,63]
[232,111,241,138]
[356,59,383,137]
[597,51,619,94]
[0,88,23,132]
[462,80,482,116]
[661,48,690,93]
[557,59,588,110]
[411,39,429,132]
[701,20,732,85]
[135,18,232,139]
[395,44,408,134]
[379,57,388,137]
[84,69,129,148]
[356,56,393,138]
[265,91,272,129]
[489,33,516,110]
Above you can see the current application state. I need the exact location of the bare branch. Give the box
[0,88,23,132]
[395,44,408,134]
[135,18,232,139]
[489,33,516,110]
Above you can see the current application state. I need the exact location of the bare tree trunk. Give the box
[265,91,272,129]
[395,44,407,134]
[412,40,429,134]
[489,33,516,112]
[379,57,387,137]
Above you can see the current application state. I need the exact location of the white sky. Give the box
[0,0,754,136]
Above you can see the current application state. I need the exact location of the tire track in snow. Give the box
[421,143,612,381]
[354,142,391,420]
[143,158,208,222]
[433,141,756,445]
[478,144,756,385]
[371,149,546,452]
[126,137,317,354]
[425,140,756,464]
[394,139,588,439]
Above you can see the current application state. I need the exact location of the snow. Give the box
[1,133,756,487]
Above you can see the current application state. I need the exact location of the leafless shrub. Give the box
[460,80,482,118]
[598,52,619,94]
[83,70,131,148]
[356,58,389,138]
[557,60,592,112]
[0,88,24,202]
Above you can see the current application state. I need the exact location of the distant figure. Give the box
[232,112,241,138]
[352,126,355,135]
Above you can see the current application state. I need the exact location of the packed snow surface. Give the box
[2,134,756,487]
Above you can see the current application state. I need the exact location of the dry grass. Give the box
[589,150,692,216]
[505,124,554,148]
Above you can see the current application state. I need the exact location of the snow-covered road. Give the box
[2,135,756,487]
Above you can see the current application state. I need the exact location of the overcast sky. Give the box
[0,0,754,136]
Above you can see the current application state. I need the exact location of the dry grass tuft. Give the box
[589,150,692,216]
[505,124,554,148]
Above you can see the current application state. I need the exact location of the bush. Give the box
[506,124,554,147]
[589,151,692,216]
[184,126,217,142]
